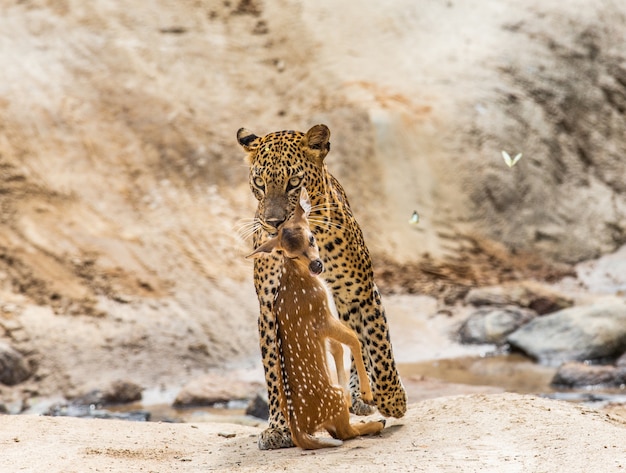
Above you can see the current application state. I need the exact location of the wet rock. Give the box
[0,396,24,415]
[551,362,626,388]
[0,341,32,385]
[507,302,626,365]
[173,373,263,408]
[102,380,143,404]
[465,281,573,315]
[45,401,151,421]
[70,390,105,407]
[459,306,537,345]
[69,380,143,408]
[43,382,147,421]
[617,352,626,367]
[22,396,67,416]
[245,392,269,420]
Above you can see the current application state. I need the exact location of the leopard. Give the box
[237,124,407,450]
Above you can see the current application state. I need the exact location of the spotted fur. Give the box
[237,124,407,450]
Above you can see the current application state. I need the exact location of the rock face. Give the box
[464,281,573,315]
[507,303,626,365]
[0,342,31,386]
[459,306,537,345]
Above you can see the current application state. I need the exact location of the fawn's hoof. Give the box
[258,427,294,450]
[350,397,377,416]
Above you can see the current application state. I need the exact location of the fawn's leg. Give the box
[327,339,351,407]
[351,419,386,437]
[325,399,385,441]
[322,317,373,404]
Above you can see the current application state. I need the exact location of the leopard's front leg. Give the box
[359,284,407,418]
[334,281,406,418]
[254,257,294,450]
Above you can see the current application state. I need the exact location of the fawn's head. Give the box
[247,187,323,276]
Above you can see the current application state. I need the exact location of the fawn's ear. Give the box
[294,187,311,221]
[246,237,278,259]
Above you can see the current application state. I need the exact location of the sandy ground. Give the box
[1,393,624,473]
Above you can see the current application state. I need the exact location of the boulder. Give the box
[459,306,537,345]
[551,361,626,388]
[464,281,573,315]
[173,373,264,408]
[507,303,626,365]
[66,380,143,409]
[245,392,269,420]
[0,341,32,386]
[102,380,143,404]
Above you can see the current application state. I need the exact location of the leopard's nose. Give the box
[266,217,286,230]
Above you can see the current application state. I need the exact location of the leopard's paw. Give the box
[258,427,294,450]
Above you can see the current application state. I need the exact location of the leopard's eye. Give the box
[309,235,316,247]
[253,176,265,190]
[286,175,301,192]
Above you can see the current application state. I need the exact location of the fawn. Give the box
[247,188,385,450]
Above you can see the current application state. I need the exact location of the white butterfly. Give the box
[502,151,522,168]
[408,210,420,225]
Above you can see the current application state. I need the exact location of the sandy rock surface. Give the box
[1,393,624,473]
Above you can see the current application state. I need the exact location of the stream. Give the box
[399,354,626,405]
[100,353,626,424]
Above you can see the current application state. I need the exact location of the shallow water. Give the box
[106,388,262,425]
[399,353,626,406]
[399,353,557,394]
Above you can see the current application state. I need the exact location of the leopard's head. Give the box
[237,124,331,236]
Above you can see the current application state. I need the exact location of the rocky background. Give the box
[0,0,625,419]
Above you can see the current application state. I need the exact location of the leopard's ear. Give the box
[301,124,331,165]
[237,128,261,165]
[237,128,260,152]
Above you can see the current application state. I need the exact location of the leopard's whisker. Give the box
[309,204,340,214]
[308,218,343,230]
[234,218,262,240]
[233,220,257,232]
[233,220,257,231]
[239,227,260,241]
[309,201,339,210]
